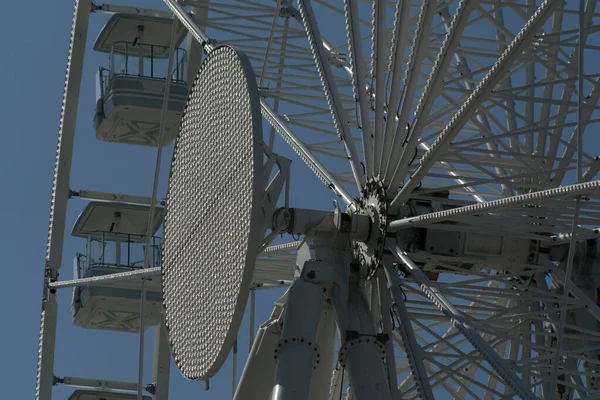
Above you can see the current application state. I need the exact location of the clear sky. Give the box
[0,1,334,398]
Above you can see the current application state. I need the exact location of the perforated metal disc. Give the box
[162,45,263,380]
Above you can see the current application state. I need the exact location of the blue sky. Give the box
[0,1,334,398]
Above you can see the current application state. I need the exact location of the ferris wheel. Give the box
[36,0,600,399]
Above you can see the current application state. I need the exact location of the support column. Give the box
[235,309,282,400]
[152,322,171,399]
[308,306,337,400]
[272,272,324,400]
[333,283,392,400]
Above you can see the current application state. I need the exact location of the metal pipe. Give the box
[389,180,600,230]
[382,265,434,399]
[136,16,180,400]
[375,271,403,400]
[151,322,171,399]
[550,2,586,393]
[272,277,324,400]
[234,315,282,400]
[331,283,392,400]
[60,376,138,392]
[391,245,537,400]
[249,289,256,351]
[232,339,238,397]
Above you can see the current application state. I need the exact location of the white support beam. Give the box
[389,180,600,230]
[380,267,430,399]
[59,376,139,392]
[72,189,162,206]
[308,306,337,400]
[380,0,410,176]
[36,1,91,398]
[388,0,473,190]
[163,0,357,210]
[94,3,173,18]
[235,308,282,400]
[371,0,386,176]
[48,267,161,289]
[390,244,538,400]
[152,323,171,399]
[297,0,366,190]
[36,297,58,400]
[383,0,436,183]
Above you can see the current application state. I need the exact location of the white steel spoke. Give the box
[384,264,435,399]
[383,0,437,184]
[297,0,366,190]
[380,0,410,178]
[371,0,387,176]
[391,245,538,400]
[390,180,600,230]
[37,0,91,397]
[344,0,374,176]
[392,0,561,208]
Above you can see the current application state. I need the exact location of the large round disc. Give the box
[161,45,263,380]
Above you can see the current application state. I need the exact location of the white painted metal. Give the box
[151,322,171,400]
[391,245,537,400]
[382,265,433,400]
[272,273,324,400]
[296,0,366,190]
[375,271,402,400]
[164,0,357,209]
[330,281,392,400]
[72,190,162,206]
[392,0,561,208]
[41,0,600,399]
[234,307,282,400]
[136,15,179,400]
[343,0,373,176]
[308,306,337,400]
[59,377,138,392]
[36,1,91,398]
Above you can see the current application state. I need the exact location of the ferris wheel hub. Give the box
[353,177,388,274]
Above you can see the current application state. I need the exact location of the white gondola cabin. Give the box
[70,202,164,333]
[93,13,189,146]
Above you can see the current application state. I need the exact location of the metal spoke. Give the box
[297,0,366,190]
[390,244,538,400]
[392,0,561,208]
[344,0,374,176]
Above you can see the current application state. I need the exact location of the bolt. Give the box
[307,270,316,279]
